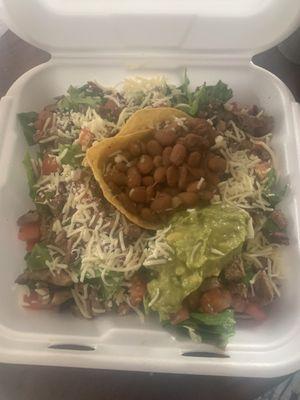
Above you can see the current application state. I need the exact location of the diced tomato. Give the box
[231,295,247,313]
[23,292,53,310]
[244,303,267,321]
[78,128,94,150]
[129,274,147,306]
[199,288,232,314]
[185,289,201,311]
[18,222,41,242]
[254,161,271,181]
[41,154,59,175]
[34,109,52,131]
[170,307,190,325]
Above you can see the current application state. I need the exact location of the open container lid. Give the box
[2,0,300,57]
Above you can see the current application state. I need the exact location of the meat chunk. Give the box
[199,277,221,293]
[15,269,73,287]
[270,210,288,230]
[199,287,232,314]
[269,231,289,246]
[129,274,147,306]
[17,211,40,226]
[224,257,245,282]
[185,278,221,311]
[97,99,122,122]
[170,307,190,325]
[252,144,271,161]
[34,108,52,132]
[253,271,274,305]
[236,114,274,137]
[51,290,73,306]
[227,282,248,299]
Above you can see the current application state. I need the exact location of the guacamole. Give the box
[147,205,249,319]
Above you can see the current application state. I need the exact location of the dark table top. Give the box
[0,30,299,400]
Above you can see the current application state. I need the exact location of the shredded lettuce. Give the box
[182,310,236,347]
[176,75,233,116]
[25,243,51,270]
[57,85,103,111]
[242,265,256,286]
[262,214,288,244]
[18,112,38,145]
[59,144,83,168]
[263,168,287,207]
[23,152,37,199]
[86,271,124,301]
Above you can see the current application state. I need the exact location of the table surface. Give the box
[0,30,299,400]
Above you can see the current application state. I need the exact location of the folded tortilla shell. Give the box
[86,107,192,230]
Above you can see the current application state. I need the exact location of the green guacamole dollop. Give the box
[147,205,249,319]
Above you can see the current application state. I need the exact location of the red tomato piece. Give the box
[244,303,267,321]
[18,222,40,242]
[78,128,94,149]
[170,307,190,325]
[42,154,59,175]
[199,288,232,314]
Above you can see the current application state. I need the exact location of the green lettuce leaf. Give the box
[25,243,51,270]
[85,270,124,301]
[163,309,236,347]
[100,272,124,301]
[191,309,235,330]
[184,310,236,347]
[262,168,287,207]
[176,75,233,116]
[242,265,256,286]
[23,152,38,199]
[18,112,38,145]
[57,85,103,111]
[59,144,83,168]
[177,69,192,101]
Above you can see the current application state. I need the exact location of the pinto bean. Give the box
[110,170,127,186]
[162,146,173,167]
[142,176,154,186]
[127,166,142,188]
[178,192,199,207]
[178,165,189,190]
[146,140,163,156]
[187,151,202,167]
[154,166,167,183]
[170,144,187,166]
[207,155,227,173]
[117,193,136,213]
[153,155,163,167]
[154,129,177,146]
[137,155,154,175]
[128,142,142,157]
[129,187,147,203]
[150,193,172,213]
[166,165,179,187]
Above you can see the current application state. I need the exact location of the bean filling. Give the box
[104,117,227,222]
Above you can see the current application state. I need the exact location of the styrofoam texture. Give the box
[0,55,299,377]
[2,0,300,56]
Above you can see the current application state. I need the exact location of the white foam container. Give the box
[0,0,300,377]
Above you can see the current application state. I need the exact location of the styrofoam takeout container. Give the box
[0,0,300,377]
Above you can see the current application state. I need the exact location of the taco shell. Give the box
[117,107,189,137]
[86,107,192,230]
